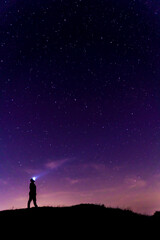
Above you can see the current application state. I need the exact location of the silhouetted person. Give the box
[27,178,38,208]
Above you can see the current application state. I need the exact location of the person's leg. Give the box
[28,196,32,208]
[33,195,38,207]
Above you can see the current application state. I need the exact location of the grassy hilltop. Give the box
[0,204,159,237]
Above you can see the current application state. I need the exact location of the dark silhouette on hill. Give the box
[0,204,159,237]
[27,178,38,208]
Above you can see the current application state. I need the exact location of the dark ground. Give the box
[0,204,160,237]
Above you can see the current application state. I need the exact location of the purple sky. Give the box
[0,0,160,214]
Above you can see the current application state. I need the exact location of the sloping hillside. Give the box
[0,204,156,237]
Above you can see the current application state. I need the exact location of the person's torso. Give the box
[30,183,36,194]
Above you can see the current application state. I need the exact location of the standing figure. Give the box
[27,178,38,208]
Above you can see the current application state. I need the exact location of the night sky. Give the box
[1,0,160,215]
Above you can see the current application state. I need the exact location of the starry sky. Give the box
[1,0,160,215]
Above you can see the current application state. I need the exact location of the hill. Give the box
[0,204,158,237]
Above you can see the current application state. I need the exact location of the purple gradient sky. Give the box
[1,0,160,214]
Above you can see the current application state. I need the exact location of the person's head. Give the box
[30,178,35,183]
